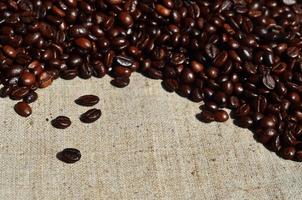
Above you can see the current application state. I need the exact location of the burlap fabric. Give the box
[0,74,301,200]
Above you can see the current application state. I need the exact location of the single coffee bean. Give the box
[110,77,130,88]
[58,148,81,163]
[118,11,133,28]
[14,102,32,117]
[279,147,296,160]
[80,108,102,123]
[10,86,30,100]
[23,91,38,104]
[75,95,100,107]
[214,110,229,122]
[74,37,91,49]
[52,116,71,129]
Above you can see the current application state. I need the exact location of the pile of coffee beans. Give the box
[1,0,302,161]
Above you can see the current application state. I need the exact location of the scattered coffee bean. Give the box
[80,108,102,123]
[14,102,32,117]
[51,116,71,129]
[75,95,100,107]
[57,148,81,164]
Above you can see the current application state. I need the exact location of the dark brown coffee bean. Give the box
[20,72,36,86]
[155,4,171,17]
[75,95,99,107]
[214,110,229,122]
[75,37,91,49]
[58,148,81,164]
[204,102,218,112]
[279,147,296,160]
[38,71,53,88]
[110,77,130,88]
[213,51,228,67]
[10,86,29,100]
[256,129,277,144]
[262,74,275,90]
[197,110,215,123]
[162,79,178,92]
[61,69,78,80]
[80,108,102,123]
[260,115,277,128]
[3,45,16,58]
[14,102,32,117]
[52,116,71,129]
[118,11,133,28]
[23,91,38,104]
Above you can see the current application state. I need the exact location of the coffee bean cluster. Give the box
[1,0,302,161]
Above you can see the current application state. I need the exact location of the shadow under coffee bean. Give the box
[1,0,302,162]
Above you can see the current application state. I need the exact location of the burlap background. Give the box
[0,73,301,200]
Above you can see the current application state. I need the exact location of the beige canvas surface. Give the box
[0,73,301,200]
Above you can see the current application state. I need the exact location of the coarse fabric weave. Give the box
[0,74,301,200]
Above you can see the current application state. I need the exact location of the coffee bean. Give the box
[52,116,71,129]
[20,72,36,86]
[10,86,29,100]
[75,95,99,107]
[111,77,130,88]
[58,148,81,163]
[38,71,53,88]
[74,37,91,49]
[197,110,215,123]
[14,102,32,117]
[256,129,277,144]
[214,110,229,122]
[279,147,296,160]
[80,108,102,123]
[118,11,133,28]
[162,79,178,92]
[23,91,38,104]
[155,4,171,17]
[262,74,275,90]
[3,45,16,58]
[213,51,228,67]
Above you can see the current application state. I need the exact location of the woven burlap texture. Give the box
[0,74,301,200]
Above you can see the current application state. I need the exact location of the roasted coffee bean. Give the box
[74,37,91,49]
[110,77,130,88]
[14,102,32,117]
[279,147,296,160]
[214,110,229,122]
[20,72,36,86]
[58,148,81,164]
[61,69,78,80]
[75,95,99,107]
[162,79,178,92]
[51,116,71,129]
[38,71,53,88]
[197,110,215,123]
[23,91,38,104]
[10,86,29,100]
[118,11,133,28]
[262,74,275,90]
[256,129,277,144]
[80,108,102,123]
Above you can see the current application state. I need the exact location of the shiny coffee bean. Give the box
[14,102,32,117]
[58,148,81,164]
[80,108,102,123]
[51,116,71,129]
[75,95,99,107]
